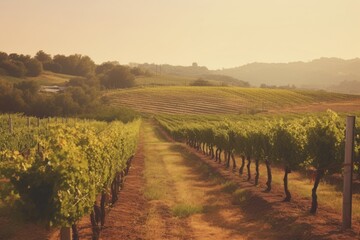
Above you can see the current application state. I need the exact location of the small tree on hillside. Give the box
[190,78,212,86]
[25,58,43,77]
[100,66,135,89]
[35,50,52,63]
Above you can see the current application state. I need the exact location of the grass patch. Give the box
[232,189,250,205]
[221,181,238,193]
[144,186,164,200]
[171,203,204,218]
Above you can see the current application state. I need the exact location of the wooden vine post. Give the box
[60,227,72,240]
[8,116,13,133]
[342,116,355,229]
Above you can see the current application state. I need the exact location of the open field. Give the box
[104,86,360,114]
[135,74,197,86]
[0,71,77,85]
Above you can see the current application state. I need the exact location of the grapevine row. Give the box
[156,110,360,214]
[0,114,141,238]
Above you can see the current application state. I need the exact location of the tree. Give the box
[0,52,8,62]
[76,55,95,76]
[44,62,62,73]
[53,54,95,76]
[190,78,213,86]
[25,58,43,77]
[96,62,118,75]
[1,60,26,78]
[14,80,40,95]
[100,66,135,89]
[35,50,52,63]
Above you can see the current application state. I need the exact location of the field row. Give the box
[105,86,360,114]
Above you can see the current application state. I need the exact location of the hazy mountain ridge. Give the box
[215,58,360,91]
[133,58,360,93]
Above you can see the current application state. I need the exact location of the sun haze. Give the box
[0,0,359,69]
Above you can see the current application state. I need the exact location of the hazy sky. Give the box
[1,0,359,69]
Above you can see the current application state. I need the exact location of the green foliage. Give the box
[0,115,141,226]
[35,50,52,64]
[0,52,43,78]
[171,203,203,218]
[156,111,358,175]
[80,106,140,123]
[53,54,95,77]
[305,111,345,172]
[24,59,43,77]
[100,65,135,89]
[0,60,27,78]
[190,78,213,86]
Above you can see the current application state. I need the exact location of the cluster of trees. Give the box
[0,75,140,122]
[96,62,136,89]
[35,50,96,77]
[0,79,99,117]
[0,52,43,77]
[260,83,297,89]
[190,78,213,86]
[1,50,149,90]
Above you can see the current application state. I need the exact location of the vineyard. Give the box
[104,86,360,114]
[0,115,140,239]
[156,111,360,216]
[1,90,360,239]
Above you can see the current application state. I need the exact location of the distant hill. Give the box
[328,80,360,95]
[215,58,360,91]
[132,58,360,92]
[133,63,249,87]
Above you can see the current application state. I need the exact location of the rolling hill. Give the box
[103,86,360,115]
[215,58,360,90]
[0,71,78,85]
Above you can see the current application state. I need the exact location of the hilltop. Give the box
[215,58,360,91]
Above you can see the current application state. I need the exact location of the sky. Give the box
[0,0,359,69]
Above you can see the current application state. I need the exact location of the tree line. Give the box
[0,50,151,89]
[0,76,139,121]
[0,50,152,120]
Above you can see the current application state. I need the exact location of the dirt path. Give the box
[141,121,258,240]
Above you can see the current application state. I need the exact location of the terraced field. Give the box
[104,86,360,114]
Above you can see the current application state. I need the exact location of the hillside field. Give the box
[104,86,360,115]
[0,71,77,85]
